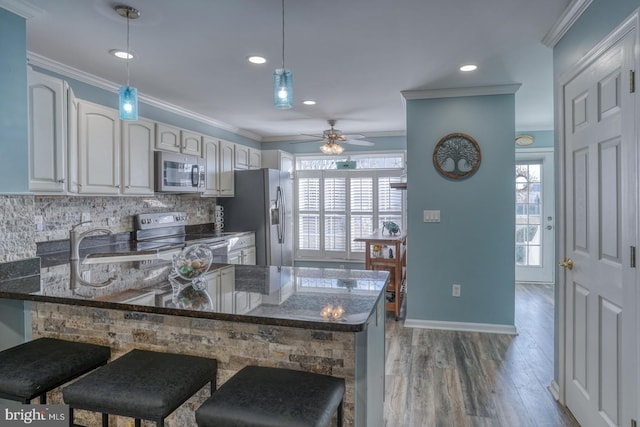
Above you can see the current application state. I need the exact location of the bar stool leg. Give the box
[68,408,74,427]
[134,419,141,427]
[41,393,47,404]
[337,400,344,427]
[102,413,108,427]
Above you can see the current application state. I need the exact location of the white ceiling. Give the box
[21,0,569,141]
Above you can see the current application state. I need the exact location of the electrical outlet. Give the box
[423,210,441,223]
[81,271,91,282]
[34,215,44,231]
[339,264,345,269]
[81,212,91,223]
[452,284,461,297]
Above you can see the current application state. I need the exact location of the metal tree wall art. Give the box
[432,133,481,179]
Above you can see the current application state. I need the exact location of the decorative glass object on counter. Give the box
[167,244,215,311]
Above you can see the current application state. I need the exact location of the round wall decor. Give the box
[433,133,481,179]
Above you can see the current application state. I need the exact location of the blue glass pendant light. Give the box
[116,5,139,121]
[274,0,293,109]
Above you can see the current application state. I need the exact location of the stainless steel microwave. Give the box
[155,151,205,193]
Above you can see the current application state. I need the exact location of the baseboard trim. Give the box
[404,318,517,335]
[548,380,560,400]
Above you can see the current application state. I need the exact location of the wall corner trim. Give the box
[0,0,42,19]
[403,318,518,335]
[542,0,593,48]
[401,84,521,101]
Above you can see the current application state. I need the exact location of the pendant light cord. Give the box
[281,0,285,69]
[126,10,131,86]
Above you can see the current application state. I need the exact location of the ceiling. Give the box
[21,0,569,142]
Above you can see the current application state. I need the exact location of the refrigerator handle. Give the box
[279,185,286,244]
[276,186,284,244]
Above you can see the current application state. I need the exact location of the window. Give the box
[295,153,405,261]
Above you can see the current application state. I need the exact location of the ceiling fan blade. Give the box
[344,139,375,146]
[342,134,366,140]
[289,139,322,144]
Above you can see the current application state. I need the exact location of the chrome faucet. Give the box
[70,221,113,261]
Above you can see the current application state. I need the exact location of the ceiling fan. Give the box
[300,120,375,154]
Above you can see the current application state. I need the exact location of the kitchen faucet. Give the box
[70,221,113,261]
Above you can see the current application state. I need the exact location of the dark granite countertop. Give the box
[0,249,388,332]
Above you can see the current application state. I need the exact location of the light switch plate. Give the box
[423,210,441,222]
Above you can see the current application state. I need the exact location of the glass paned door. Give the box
[515,149,554,283]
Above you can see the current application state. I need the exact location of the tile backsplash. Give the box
[0,194,217,262]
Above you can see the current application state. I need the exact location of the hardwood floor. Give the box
[383,283,579,427]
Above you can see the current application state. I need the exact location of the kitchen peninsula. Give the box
[0,251,387,427]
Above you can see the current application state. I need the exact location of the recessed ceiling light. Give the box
[303,100,316,105]
[460,64,477,72]
[109,49,134,60]
[248,56,267,64]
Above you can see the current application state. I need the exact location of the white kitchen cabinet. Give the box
[202,137,234,197]
[155,123,202,156]
[77,100,121,194]
[206,265,235,312]
[67,87,79,194]
[27,70,68,193]
[249,149,261,169]
[234,144,250,170]
[180,130,202,156]
[261,149,294,174]
[154,122,181,153]
[227,233,256,265]
[121,118,155,195]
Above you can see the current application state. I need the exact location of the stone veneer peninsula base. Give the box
[31,300,384,427]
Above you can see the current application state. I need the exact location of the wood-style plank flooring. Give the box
[383,283,579,427]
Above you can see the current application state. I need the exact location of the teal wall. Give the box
[405,94,516,326]
[0,9,28,193]
[551,0,639,391]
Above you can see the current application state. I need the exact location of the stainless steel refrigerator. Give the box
[221,168,293,266]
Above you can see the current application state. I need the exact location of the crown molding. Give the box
[0,0,42,19]
[27,51,263,142]
[401,84,521,100]
[542,0,593,47]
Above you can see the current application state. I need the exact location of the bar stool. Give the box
[63,349,218,427]
[195,366,345,427]
[0,337,110,404]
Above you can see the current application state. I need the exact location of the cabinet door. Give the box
[243,247,257,265]
[219,266,235,312]
[180,130,202,156]
[202,137,220,196]
[219,140,235,196]
[28,70,67,193]
[234,144,250,170]
[249,149,261,169]
[67,87,79,194]
[122,118,154,195]
[280,151,294,174]
[155,122,181,152]
[77,100,120,194]
[228,250,241,264]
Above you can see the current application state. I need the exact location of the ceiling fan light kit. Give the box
[115,4,140,121]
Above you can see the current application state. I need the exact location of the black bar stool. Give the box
[0,337,110,404]
[63,349,218,427]
[195,366,345,427]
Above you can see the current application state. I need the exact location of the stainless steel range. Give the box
[134,212,228,263]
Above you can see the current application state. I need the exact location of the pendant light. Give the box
[116,5,140,121]
[274,0,293,109]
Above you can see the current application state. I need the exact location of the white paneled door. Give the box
[562,20,637,427]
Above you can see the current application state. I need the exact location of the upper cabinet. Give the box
[121,118,155,195]
[261,149,294,173]
[155,122,201,156]
[27,70,68,193]
[202,136,234,197]
[235,144,261,170]
[77,100,121,194]
[180,130,202,156]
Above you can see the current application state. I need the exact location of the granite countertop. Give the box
[0,248,388,332]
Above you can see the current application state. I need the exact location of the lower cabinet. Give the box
[206,265,235,312]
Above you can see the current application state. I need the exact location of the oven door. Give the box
[155,151,205,193]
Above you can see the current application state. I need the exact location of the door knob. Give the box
[559,258,574,270]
